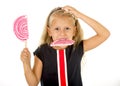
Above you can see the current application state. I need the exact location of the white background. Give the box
[0,0,120,86]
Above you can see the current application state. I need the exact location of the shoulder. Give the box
[37,43,49,51]
[33,44,50,62]
[75,40,84,49]
[33,44,49,56]
[74,40,84,53]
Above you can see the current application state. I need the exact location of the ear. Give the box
[47,26,52,36]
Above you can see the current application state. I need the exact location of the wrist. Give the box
[23,62,31,71]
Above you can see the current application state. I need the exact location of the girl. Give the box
[21,5,110,86]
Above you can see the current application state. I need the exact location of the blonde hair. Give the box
[40,7,83,47]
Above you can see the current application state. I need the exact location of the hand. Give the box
[62,5,80,18]
[20,48,31,65]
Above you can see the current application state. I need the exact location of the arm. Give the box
[63,5,110,51]
[21,48,42,86]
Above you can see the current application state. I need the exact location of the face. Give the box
[48,16,76,42]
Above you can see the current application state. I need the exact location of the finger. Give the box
[63,8,70,12]
[23,48,30,54]
[21,49,29,57]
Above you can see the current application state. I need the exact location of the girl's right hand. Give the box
[20,48,31,65]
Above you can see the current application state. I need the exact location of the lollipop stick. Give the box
[25,40,27,48]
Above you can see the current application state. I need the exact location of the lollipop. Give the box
[50,38,75,46]
[13,15,29,47]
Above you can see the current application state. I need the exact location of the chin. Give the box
[54,45,68,50]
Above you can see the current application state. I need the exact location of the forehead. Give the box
[53,16,74,24]
[49,14,76,26]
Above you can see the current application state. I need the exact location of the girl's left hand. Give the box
[62,5,80,18]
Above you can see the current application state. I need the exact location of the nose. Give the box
[60,29,66,36]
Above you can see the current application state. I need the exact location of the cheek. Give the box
[68,32,76,39]
[47,28,52,36]
[51,37,57,41]
[72,29,76,37]
[70,30,76,36]
[51,34,58,41]
[73,31,76,36]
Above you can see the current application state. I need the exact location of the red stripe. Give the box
[59,50,66,86]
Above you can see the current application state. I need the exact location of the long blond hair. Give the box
[40,7,83,47]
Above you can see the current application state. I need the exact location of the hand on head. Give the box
[62,5,80,18]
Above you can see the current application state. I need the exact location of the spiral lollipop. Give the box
[13,15,29,47]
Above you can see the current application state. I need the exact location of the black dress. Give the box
[33,41,84,86]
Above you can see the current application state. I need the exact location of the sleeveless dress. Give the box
[33,41,84,86]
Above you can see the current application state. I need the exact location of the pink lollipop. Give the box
[50,38,75,46]
[13,15,29,47]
